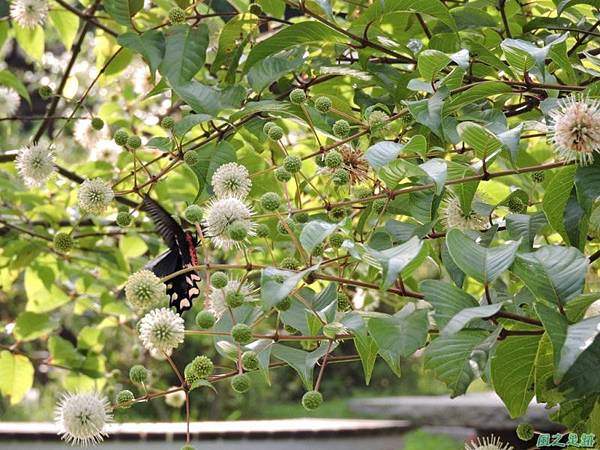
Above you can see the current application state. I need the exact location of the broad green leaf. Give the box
[173,81,243,116]
[299,219,341,254]
[421,280,478,328]
[359,0,457,31]
[491,335,541,418]
[424,330,489,397]
[404,88,446,137]
[49,8,79,50]
[0,70,32,105]
[543,165,576,243]
[444,82,512,115]
[15,25,44,62]
[189,141,236,200]
[512,245,588,306]
[14,312,58,341]
[118,30,165,75]
[446,161,479,215]
[25,267,70,313]
[557,336,600,399]
[575,158,600,213]
[104,0,143,26]
[457,121,503,159]
[48,336,85,368]
[247,49,304,93]
[212,13,260,76]
[160,24,209,85]
[245,339,274,385]
[418,49,451,81]
[446,229,521,285]
[119,234,148,258]
[442,303,502,336]
[419,158,447,195]
[0,351,34,405]
[557,0,600,15]
[364,142,403,169]
[174,114,213,137]
[366,236,424,290]
[565,293,600,322]
[501,34,568,73]
[271,342,334,390]
[505,212,547,251]
[244,21,347,72]
[367,307,429,377]
[341,313,377,384]
[260,266,318,308]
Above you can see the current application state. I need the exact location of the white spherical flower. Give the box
[139,307,185,356]
[55,392,112,447]
[78,178,114,215]
[206,278,257,318]
[125,270,166,312]
[91,139,121,162]
[203,197,255,249]
[74,120,105,150]
[15,143,55,188]
[10,0,48,28]
[211,162,252,199]
[549,96,600,166]
[0,87,21,117]
[164,387,186,408]
[442,197,488,231]
[465,435,513,450]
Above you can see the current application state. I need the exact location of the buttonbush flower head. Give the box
[548,96,600,165]
[78,178,114,215]
[206,277,257,318]
[10,0,48,28]
[442,196,488,231]
[125,270,166,312]
[54,392,112,446]
[464,435,513,450]
[211,162,251,199]
[138,307,185,356]
[203,197,255,249]
[0,86,21,117]
[91,139,121,162]
[165,387,186,408]
[74,120,101,149]
[15,143,55,188]
[340,146,369,185]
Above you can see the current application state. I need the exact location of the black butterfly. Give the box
[141,195,202,315]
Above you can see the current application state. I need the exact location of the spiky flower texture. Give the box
[125,270,166,312]
[0,86,21,117]
[55,392,112,446]
[442,197,488,231]
[15,143,55,188]
[203,197,255,249]
[78,178,114,215]
[464,435,513,450]
[10,0,48,28]
[211,162,252,199]
[206,277,256,318]
[549,96,600,165]
[139,308,185,356]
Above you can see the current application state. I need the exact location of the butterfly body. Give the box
[142,195,202,314]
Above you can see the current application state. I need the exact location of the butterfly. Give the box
[141,195,202,315]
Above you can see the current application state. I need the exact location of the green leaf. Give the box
[491,335,541,418]
[341,313,377,384]
[557,0,600,15]
[575,158,600,213]
[444,82,512,115]
[189,379,217,392]
[501,34,568,73]
[271,342,334,390]
[160,24,209,85]
[172,81,241,116]
[457,121,503,159]
[299,219,341,254]
[424,330,489,397]
[505,212,547,251]
[360,0,456,31]
[420,158,447,195]
[543,165,577,243]
[188,141,236,199]
[48,336,84,368]
[104,0,143,26]
[367,307,429,377]
[418,49,451,81]
[0,70,32,105]
[364,236,424,290]
[212,13,260,76]
[421,280,478,328]
[446,229,521,285]
[512,245,588,306]
[0,351,34,405]
[364,141,405,169]
[14,312,58,341]
[25,267,70,313]
[247,49,304,93]
[260,266,318,308]
[245,339,274,385]
[446,161,479,215]
[442,303,502,336]
[49,8,79,50]
[14,25,44,62]
[244,21,347,72]
[173,114,213,137]
[118,30,165,76]
[119,234,148,258]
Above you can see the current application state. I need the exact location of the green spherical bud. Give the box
[280,257,299,270]
[332,119,350,138]
[516,423,535,441]
[255,223,270,238]
[311,243,324,257]
[294,212,309,223]
[127,135,142,149]
[183,150,199,167]
[354,186,372,199]
[161,116,175,130]
[248,2,262,15]
[241,351,259,370]
[129,365,149,384]
[191,355,214,379]
[231,323,252,345]
[324,150,343,169]
[507,196,526,214]
[275,296,292,312]
[337,292,352,311]
[302,390,323,410]
[283,155,302,173]
[228,220,249,241]
[277,218,299,235]
[91,117,104,131]
[289,88,307,105]
[116,211,132,227]
[226,290,245,308]
[184,204,203,223]
[373,198,387,213]
[332,168,350,186]
[38,85,52,100]
[268,125,284,141]
[114,129,129,146]
[116,390,135,408]
[329,233,344,249]
[315,96,332,113]
[531,171,545,183]
[368,110,389,132]
[53,232,74,253]
[315,153,327,167]
[169,7,186,23]
[195,310,216,329]
[211,272,228,289]
[275,167,292,182]
[263,122,276,135]
[230,373,251,393]
[260,192,282,212]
